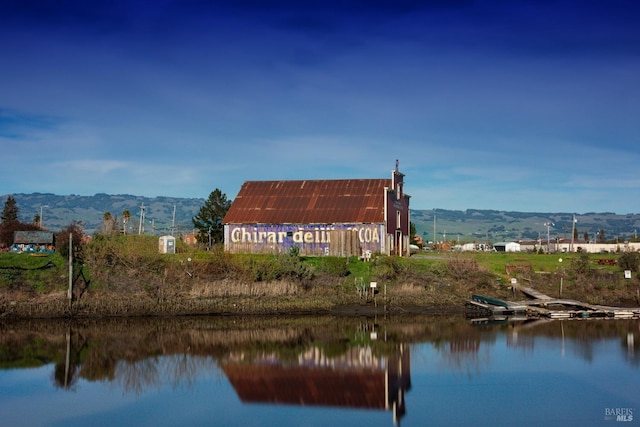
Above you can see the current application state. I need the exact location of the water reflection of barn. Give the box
[222,344,411,425]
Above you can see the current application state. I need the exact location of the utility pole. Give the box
[544,222,554,253]
[67,233,73,305]
[433,209,437,250]
[39,205,49,228]
[138,203,146,235]
[171,204,176,236]
[570,214,577,252]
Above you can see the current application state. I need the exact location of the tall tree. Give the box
[0,195,21,248]
[1,195,19,223]
[101,212,116,234]
[55,221,87,258]
[192,189,232,247]
[410,222,417,244]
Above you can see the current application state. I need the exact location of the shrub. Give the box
[618,252,640,272]
[244,256,280,282]
[429,262,447,277]
[55,221,87,258]
[446,257,480,280]
[277,252,315,286]
[316,257,350,277]
[372,255,401,280]
[570,253,592,276]
[83,234,168,288]
[199,244,237,278]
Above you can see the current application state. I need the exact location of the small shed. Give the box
[158,235,176,254]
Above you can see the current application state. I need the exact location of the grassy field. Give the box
[0,252,68,293]
[450,251,620,276]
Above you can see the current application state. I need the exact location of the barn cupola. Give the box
[392,159,404,199]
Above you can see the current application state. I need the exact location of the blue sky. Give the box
[1,1,639,213]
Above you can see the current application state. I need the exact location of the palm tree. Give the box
[102,212,113,234]
[122,210,131,234]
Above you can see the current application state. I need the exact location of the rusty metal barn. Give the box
[223,163,411,257]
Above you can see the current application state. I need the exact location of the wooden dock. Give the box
[517,285,553,301]
[466,288,640,320]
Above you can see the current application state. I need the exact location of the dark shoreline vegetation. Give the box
[1,235,640,319]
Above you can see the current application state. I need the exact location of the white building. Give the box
[493,242,521,252]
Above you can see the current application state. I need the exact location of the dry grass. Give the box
[189,279,301,297]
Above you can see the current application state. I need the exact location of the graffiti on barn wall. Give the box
[225,224,385,255]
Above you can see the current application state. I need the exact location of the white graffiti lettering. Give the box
[357,227,380,243]
[230,228,287,244]
[229,226,379,245]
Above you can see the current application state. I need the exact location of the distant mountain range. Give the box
[5,193,205,236]
[3,193,640,242]
[411,209,640,244]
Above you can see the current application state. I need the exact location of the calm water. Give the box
[1,315,638,427]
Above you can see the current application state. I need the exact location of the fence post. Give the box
[67,233,73,305]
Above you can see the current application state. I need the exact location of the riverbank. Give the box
[0,288,470,319]
[2,277,637,319]
[2,242,639,319]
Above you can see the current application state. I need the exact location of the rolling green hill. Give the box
[411,209,640,244]
[4,193,204,236]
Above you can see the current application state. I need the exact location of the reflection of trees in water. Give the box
[113,355,221,396]
[116,358,160,395]
[438,344,490,378]
[566,325,639,366]
[165,354,220,390]
[53,361,78,390]
[53,329,88,390]
[571,337,595,363]
[433,330,491,377]
[168,354,199,389]
[507,319,640,366]
[506,327,535,353]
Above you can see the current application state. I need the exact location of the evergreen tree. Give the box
[192,189,232,247]
[0,196,41,248]
[1,195,19,223]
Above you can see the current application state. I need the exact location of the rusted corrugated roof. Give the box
[222,363,386,409]
[223,179,389,224]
